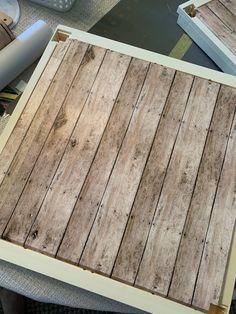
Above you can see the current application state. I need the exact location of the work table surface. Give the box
[0,38,236,312]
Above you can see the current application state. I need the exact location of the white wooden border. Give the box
[0,26,236,313]
[0,240,201,314]
[177,0,236,75]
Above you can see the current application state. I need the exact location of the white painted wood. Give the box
[0,239,202,314]
[178,0,215,10]
[0,26,235,314]
[55,26,236,87]
[177,1,236,75]
[220,230,236,309]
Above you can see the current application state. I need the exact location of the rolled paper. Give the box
[0,20,53,90]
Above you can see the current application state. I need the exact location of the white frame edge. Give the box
[0,240,202,314]
[0,25,236,313]
[177,0,236,75]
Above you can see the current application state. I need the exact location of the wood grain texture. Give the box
[57,58,149,264]
[112,71,194,284]
[135,78,220,296]
[25,50,131,256]
[0,40,87,236]
[0,40,70,186]
[0,35,235,312]
[207,0,236,33]
[197,5,236,55]
[3,45,106,245]
[192,109,236,310]
[219,0,236,16]
[168,85,236,305]
[79,65,176,275]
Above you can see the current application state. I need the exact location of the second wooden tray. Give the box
[177,0,236,75]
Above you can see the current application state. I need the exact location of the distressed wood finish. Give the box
[57,58,149,264]
[0,36,236,313]
[3,45,106,244]
[79,64,175,275]
[135,78,220,295]
[25,50,131,255]
[0,40,70,186]
[197,2,236,55]
[112,71,194,284]
[207,0,236,33]
[219,0,236,16]
[192,109,236,310]
[168,85,236,305]
[0,40,87,235]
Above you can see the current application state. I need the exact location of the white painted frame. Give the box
[177,0,236,75]
[0,26,236,314]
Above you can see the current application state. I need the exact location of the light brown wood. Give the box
[168,85,236,305]
[79,65,175,275]
[24,50,131,255]
[208,304,228,314]
[219,0,236,16]
[0,12,13,27]
[197,5,236,55]
[57,58,149,264]
[0,40,79,236]
[135,78,220,296]
[0,41,69,187]
[192,108,236,310]
[3,45,106,245]
[112,71,194,284]
[207,0,236,33]
[0,34,235,312]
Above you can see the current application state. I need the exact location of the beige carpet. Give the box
[15,0,120,35]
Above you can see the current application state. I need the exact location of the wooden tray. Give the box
[177,0,236,75]
[0,26,236,314]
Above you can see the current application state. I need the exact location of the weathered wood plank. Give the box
[168,85,236,305]
[25,50,131,255]
[112,71,194,284]
[80,64,176,275]
[192,110,236,310]
[3,45,106,245]
[197,5,236,55]
[207,0,236,33]
[0,40,88,236]
[57,58,149,264]
[219,0,236,16]
[135,78,220,296]
[0,40,70,186]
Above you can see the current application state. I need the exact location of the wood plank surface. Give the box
[207,0,236,33]
[168,85,236,305]
[112,71,194,284]
[3,45,106,245]
[79,65,176,275]
[192,110,236,310]
[0,40,70,186]
[25,50,131,255]
[57,58,149,264]
[135,78,220,296]
[219,0,236,16]
[197,5,236,55]
[0,40,87,236]
[0,35,235,312]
